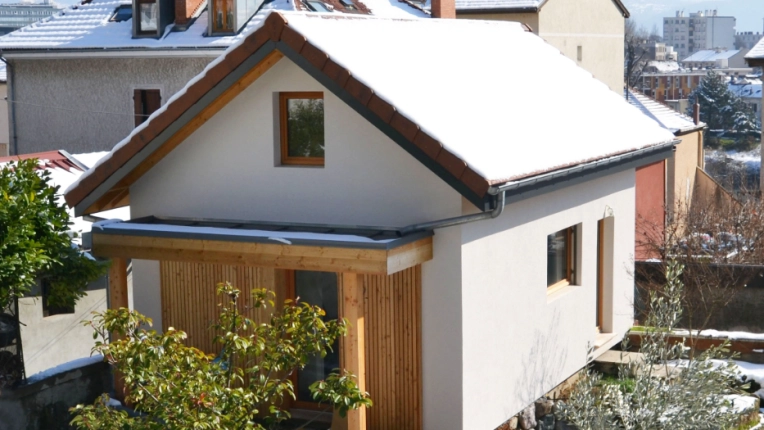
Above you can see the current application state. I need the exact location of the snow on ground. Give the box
[706,145,762,174]
[26,354,104,383]
[673,329,764,341]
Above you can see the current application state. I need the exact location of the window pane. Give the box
[287,98,325,158]
[294,271,338,401]
[547,229,568,287]
[139,2,157,32]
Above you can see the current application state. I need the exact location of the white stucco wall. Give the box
[458,169,635,429]
[130,58,462,227]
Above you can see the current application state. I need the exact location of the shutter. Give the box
[145,89,162,118]
[133,89,144,127]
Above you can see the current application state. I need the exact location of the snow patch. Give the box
[26,354,104,383]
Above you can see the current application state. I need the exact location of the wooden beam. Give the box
[108,257,129,401]
[339,273,367,430]
[84,51,284,215]
[92,233,433,275]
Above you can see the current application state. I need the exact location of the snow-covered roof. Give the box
[0,0,424,50]
[728,81,763,99]
[66,12,673,212]
[745,37,764,62]
[452,0,629,16]
[646,60,680,73]
[626,89,704,135]
[682,49,741,63]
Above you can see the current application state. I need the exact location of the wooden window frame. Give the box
[596,219,605,331]
[135,0,159,36]
[547,226,576,294]
[279,92,325,167]
[134,88,162,127]
[211,0,235,34]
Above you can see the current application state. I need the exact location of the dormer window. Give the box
[212,0,234,33]
[137,0,158,33]
[304,1,332,12]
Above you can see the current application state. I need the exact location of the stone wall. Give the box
[0,360,111,430]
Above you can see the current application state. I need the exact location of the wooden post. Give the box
[109,257,129,401]
[337,273,367,430]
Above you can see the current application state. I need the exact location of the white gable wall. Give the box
[130,58,463,226]
[458,169,635,428]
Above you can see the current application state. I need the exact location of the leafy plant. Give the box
[0,158,107,310]
[557,261,747,430]
[70,283,371,429]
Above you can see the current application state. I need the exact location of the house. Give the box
[0,0,425,156]
[625,89,736,260]
[745,40,764,190]
[640,68,754,102]
[0,150,128,377]
[680,49,750,70]
[451,0,629,93]
[728,77,762,116]
[64,11,676,429]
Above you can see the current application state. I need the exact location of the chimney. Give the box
[693,102,700,125]
[431,0,455,19]
[175,0,204,27]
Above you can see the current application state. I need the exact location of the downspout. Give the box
[0,53,17,155]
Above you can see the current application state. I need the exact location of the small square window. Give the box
[547,226,577,290]
[279,92,325,166]
[137,0,158,34]
[42,280,75,317]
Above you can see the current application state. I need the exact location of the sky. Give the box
[622,0,764,34]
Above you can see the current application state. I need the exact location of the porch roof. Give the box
[91,216,433,274]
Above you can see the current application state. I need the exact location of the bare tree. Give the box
[636,181,764,355]
[625,19,650,90]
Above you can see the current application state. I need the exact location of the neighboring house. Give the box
[663,10,736,60]
[641,68,754,102]
[745,39,764,190]
[0,0,424,156]
[728,78,762,116]
[451,0,629,93]
[65,12,676,429]
[680,49,750,70]
[625,89,734,260]
[0,62,7,156]
[0,150,129,377]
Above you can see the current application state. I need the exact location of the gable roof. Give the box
[682,49,742,63]
[746,37,764,66]
[625,89,704,136]
[453,0,629,17]
[0,0,424,51]
[64,11,673,215]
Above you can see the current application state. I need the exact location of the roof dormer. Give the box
[132,0,174,38]
[208,0,263,36]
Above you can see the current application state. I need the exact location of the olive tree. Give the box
[70,283,371,429]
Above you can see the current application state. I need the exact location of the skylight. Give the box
[305,1,332,12]
[110,4,132,22]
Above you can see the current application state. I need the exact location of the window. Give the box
[111,4,132,22]
[547,226,576,291]
[212,0,234,33]
[133,89,161,127]
[279,92,325,166]
[304,0,332,12]
[577,45,583,62]
[42,280,75,317]
[137,0,158,34]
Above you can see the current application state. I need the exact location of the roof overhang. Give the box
[1,49,224,60]
[91,217,433,275]
[746,58,764,67]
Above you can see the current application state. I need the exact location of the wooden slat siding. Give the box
[159,261,282,355]
[363,266,422,430]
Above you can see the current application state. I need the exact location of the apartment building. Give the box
[0,2,61,36]
[736,31,763,50]
[663,10,735,60]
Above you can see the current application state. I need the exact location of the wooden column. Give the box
[339,273,367,430]
[108,257,129,400]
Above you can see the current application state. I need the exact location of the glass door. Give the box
[289,271,340,406]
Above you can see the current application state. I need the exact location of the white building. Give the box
[663,10,735,60]
[65,12,676,429]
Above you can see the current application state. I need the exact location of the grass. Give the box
[598,375,636,393]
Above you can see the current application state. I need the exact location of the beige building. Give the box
[744,39,764,189]
[454,0,629,93]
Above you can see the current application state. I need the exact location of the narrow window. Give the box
[137,0,158,34]
[133,89,161,126]
[577,45,583,62]
[547,226,576,291]
[212,0,234,33]
[279,92,325,166]
[42,280,75,317]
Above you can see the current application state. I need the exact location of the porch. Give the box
[93,216,433,430]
